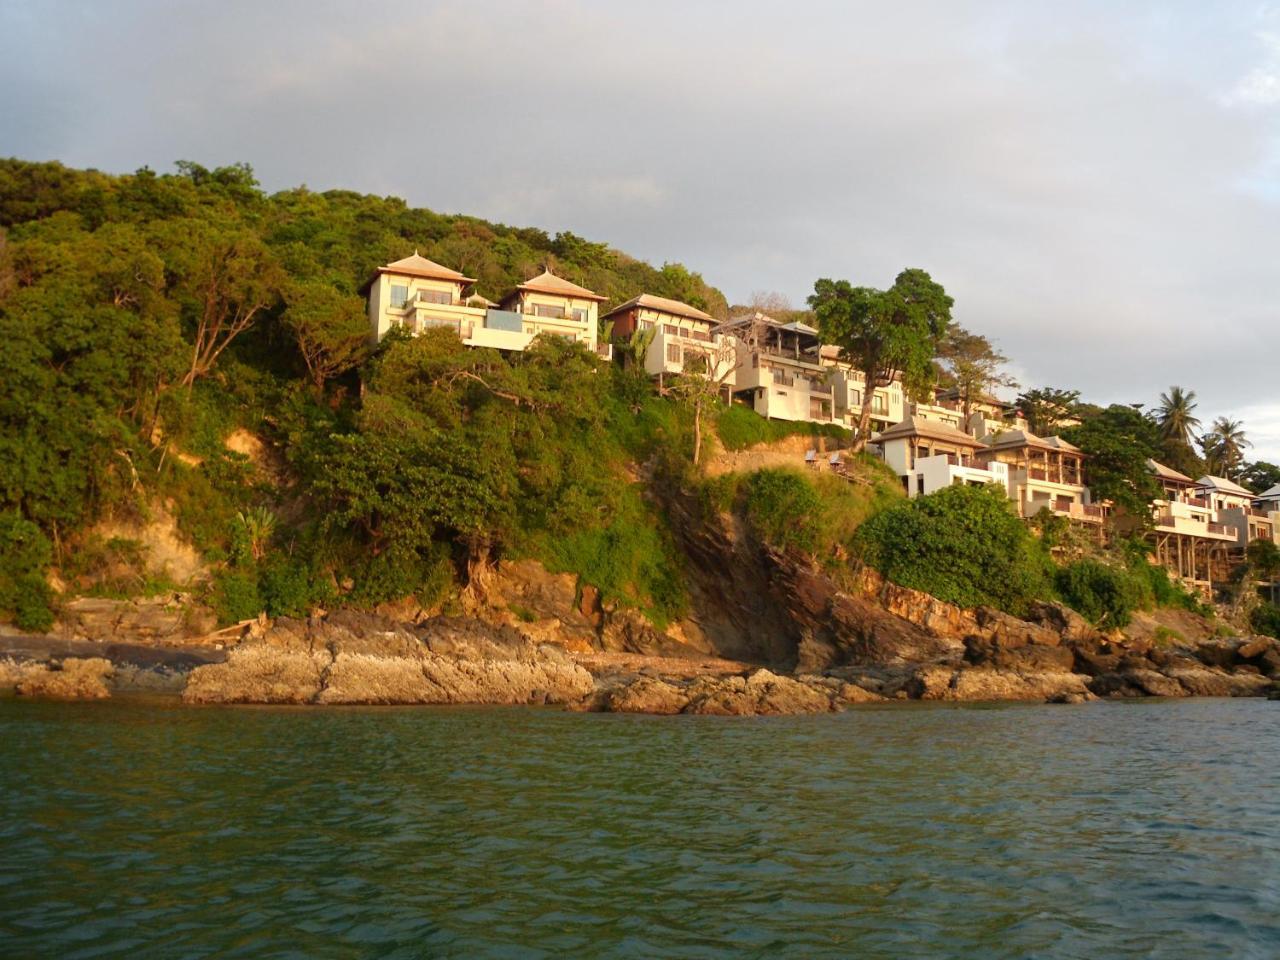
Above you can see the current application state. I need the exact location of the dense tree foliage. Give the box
[0,158,725,627]
[854,484,1053,614]
[809,269,952,450]
[1059,405,1163,520]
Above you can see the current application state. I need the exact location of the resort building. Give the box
[603,294,735,385]
[1147,460,1237,593]
[976,430,1104,524]
[933,388,1018,437]
[1200,475,1280,550]
[496,269,607,356]
[818,347,906,434]
[364,254,608,356]
[878,416,1010,498]
[720,312,835,424]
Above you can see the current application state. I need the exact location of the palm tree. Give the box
[1204,417,1250,479]
[1157,386,1201,445]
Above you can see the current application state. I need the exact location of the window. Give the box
[534,304,566,319]
[667,343,682,364]
[572,308,588,323]
[872,393,888,415]
[849,389,862,406]
[390,284,409,308]
[415,289,451,305]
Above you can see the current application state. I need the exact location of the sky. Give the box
[2,0,1279,460]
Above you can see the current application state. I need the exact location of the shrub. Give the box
[1152,625,1185,646]
[0,510,55,632]
[349,545,454,609]
[258,556,335,618]
[715,404,849,451]
[740,469,824,553]
[211,569,263,625]
[1251,602,1280,639]
[855,484,1053,614]
[1054,559,1147,628]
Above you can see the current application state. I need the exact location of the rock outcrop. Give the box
[183,612,594,706]
[1,657,114,700]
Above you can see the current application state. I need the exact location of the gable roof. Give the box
[982,429,1084,455]
[504,269,606,303]
[876,415,983,448]
[367,252,476,288]
[602,293,713,323]
[1147,458,1194,484]
[1258,484,1280,501]
[1196,475,1254,497]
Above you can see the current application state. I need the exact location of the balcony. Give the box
[1027,467,1083,486]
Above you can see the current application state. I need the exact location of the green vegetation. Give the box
[1251,602,1280,639]
[715,404,849,451]
[0,157,1256,636]
[0,158,722,628]
[809,269,952,449]
[855,485,1053,614]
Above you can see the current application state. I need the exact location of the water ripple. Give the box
[1,698,1279,958]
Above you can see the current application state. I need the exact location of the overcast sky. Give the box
[3,0,1279,459]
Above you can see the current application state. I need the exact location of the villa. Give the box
[720,312,835,424]
[1199,475,1280,550]
[975,429,1104,524]
[878,416,1009,498]
[364,254,609,357]
[1147,460,1238,592]
[818,347,907,434]
[603,294,735,387]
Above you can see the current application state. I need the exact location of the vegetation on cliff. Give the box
[0,157,1262,638]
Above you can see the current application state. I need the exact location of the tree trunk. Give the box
[692,399,703,466]
[852,388,875,453]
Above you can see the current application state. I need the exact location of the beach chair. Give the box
[804,449,819,469]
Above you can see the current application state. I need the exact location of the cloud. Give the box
[1,0,1278,459]
[1225,32,1280,105]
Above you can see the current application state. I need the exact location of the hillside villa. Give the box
[719,312,835,424]
[975,429,1104,525]
[603,294,735,388]
[365,254,609,357]
[1147,460,1238,592]
[878,416,1009,498]
[819,346,907,434]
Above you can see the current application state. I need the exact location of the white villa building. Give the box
[364,254,609,357]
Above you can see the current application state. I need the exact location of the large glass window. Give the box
[572,308,588,323]
[416,289,452,305]
[534,304,566,319]
[390,284,409,308]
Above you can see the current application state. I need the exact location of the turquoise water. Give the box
[1,698,1278,959]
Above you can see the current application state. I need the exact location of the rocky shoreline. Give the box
[3,600,1278,712]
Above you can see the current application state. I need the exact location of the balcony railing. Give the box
[1027,467,1081,485]
[1208,522,1232,536]
[1185,496,1209,508]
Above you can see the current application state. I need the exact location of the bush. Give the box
[258,556,335,618]
[716,404,848,452]
[855,484,1053,614]
[1054,559,1147,628]
[349,545,454,609]
[0,510,55,632]
[1251,602,1280,639]
[740,469,824,553]
[210,570,263,625]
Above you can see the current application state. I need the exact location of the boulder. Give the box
[184,647,327,704]
[604,677,689,715]
[13,657,113,700]
[949,668,1091,702]
[1121,669,1188,698]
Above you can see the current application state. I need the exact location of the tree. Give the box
[937,325,1019,421]
[1060,405,1162,520]
[1156,386,1201,446]
[1015,387,1080,435]
[281,280,369,392]
[1200,418,1250,479]
[1241,461,1280,494]
[855,483,1052,614]
[160,219,285,389]
[809,269,953,451]
[665,338,740,467]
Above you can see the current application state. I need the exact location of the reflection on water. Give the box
[1,697,1278,958]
